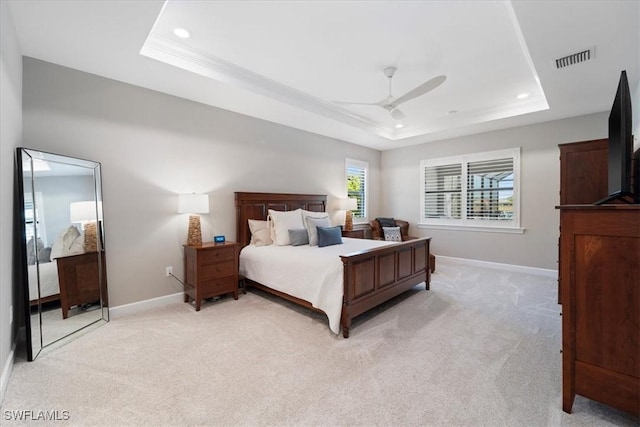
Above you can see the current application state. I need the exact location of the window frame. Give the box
[345,158,368,223]
[419,148,523,234]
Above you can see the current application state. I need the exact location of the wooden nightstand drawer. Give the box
[200,247,234,264]
[342,229,365,239]
[199,260,235,280]
[201,276,236,297]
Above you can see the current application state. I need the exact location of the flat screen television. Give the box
[596,70,638,204]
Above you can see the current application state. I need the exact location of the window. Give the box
[24,192,48,245]
[346,158,368,221]
[420,148,521,232]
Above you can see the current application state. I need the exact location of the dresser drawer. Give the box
[199,260,235,280]
[200,247,234,265]
[200,276,236,297]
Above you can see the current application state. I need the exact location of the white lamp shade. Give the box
[337,197,358,211]
[70,201,102,223]
[178,193,210,214]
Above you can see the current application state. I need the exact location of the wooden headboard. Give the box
[235,192,327,247]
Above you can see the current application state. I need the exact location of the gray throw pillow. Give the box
[317,226,343,247]
[288,228,309,246]
[382,226,402,242]
[306,216,331,246]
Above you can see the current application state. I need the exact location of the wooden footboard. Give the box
[340,237,431,338]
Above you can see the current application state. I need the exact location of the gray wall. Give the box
[0,1,22,403]
[22,58,382,307]
[381,113,608,270]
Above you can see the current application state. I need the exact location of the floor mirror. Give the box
[16,148,108,361]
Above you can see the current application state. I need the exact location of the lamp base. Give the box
[84,221,98,252]
[187,215,203,246]
[344,210,354,232]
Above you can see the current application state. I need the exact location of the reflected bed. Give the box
[28,261,60,305]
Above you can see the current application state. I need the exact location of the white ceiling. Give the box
[7,0,640,151]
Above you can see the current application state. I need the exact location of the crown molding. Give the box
[140,34,401,140]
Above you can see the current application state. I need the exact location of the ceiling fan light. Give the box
[173,28,190,38]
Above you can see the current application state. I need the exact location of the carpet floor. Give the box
[2,258,638,426]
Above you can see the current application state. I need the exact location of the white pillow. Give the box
[50,225,81,260]
[301,209,328,220]
[305,216,332,246]
[268,209,304,246]
[67,234,85,256]
[248,219,273,246]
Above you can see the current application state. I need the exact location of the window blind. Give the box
[346,160,367,219]
[466,158,514,220]
[423,164,462,219]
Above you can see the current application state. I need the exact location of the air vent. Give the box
[555,48,595,69]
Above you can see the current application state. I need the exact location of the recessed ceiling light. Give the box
[173,28,190,39]
[517,93,529,99]
[395,124,404,129]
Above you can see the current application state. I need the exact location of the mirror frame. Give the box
[16,147,109,361]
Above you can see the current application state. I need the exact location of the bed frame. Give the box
[235,192,431,338]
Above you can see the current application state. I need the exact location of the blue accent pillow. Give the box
[317,226,343,247]
[288,228,309,246]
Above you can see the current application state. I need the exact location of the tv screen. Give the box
[603,70,634,202]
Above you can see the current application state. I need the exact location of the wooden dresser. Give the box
[558,139,608,205]
[558,205,639,415]
[183,242,239,311]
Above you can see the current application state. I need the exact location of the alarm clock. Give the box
[214,235,225,244]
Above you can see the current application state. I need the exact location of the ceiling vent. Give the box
[555,48,595,69]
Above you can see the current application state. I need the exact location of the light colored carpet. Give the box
[2,258,637,426]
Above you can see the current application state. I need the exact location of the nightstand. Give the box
[342,229,365,239]
[57,251,105,319]
[183,242,239,311]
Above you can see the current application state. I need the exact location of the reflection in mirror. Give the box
[16,148,108,361]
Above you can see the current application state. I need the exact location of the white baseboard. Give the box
[109,292,184,320]
[436,255,557,278]
[0,341,16,405]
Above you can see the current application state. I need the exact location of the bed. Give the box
[28,261,60,306]
[236,192,431,338]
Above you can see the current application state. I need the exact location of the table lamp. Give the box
[178,193,210,246]
[70,201,103,252]
[337,197,358,231]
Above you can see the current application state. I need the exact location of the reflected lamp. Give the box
[70,201,103,252]
[178,193,210,246]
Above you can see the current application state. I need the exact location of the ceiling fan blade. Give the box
[334,100,386,107]
[390,108,406,120]
[394,75,446,107]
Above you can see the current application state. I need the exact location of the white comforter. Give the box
[28,261,59,301]
[239,237,394,334]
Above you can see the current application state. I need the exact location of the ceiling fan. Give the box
[338,66,446,120]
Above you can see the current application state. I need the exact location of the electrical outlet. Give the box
[9,305,13,325]
[165,266,173,277]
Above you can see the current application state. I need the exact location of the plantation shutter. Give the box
[423,163,462,219]
[347,164,367,219]
[466,157,514,220]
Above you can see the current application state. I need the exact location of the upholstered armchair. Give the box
[369,218,436,273]
[369,219,413,241]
